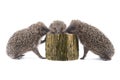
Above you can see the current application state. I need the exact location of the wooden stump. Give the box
[45,33,79,61]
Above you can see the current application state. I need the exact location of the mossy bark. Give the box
[45,33,79,61]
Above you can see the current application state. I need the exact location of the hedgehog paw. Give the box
[41,57,46,59]
[80,57,85,60]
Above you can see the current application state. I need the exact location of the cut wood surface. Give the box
[45,33,79,61]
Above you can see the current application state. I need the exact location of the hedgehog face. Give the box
[29,23,49,36]
[36,22,49,35]
[49,21,66,34]
[65,25,78,34]
[39,26,49,36]
[50,25,66,33]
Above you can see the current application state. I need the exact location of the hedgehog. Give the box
[49,20,66,34]
[65,20,114,60]
[41,20,67,42]
[6,22,49,59]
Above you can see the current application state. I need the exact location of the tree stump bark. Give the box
[45,33,79,61]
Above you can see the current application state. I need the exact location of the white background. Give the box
[0,0,120,80]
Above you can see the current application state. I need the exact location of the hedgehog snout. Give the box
[65,28,71,33]
[44,28,50,34]
[41,28,49,36]
[45,28,50,33]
